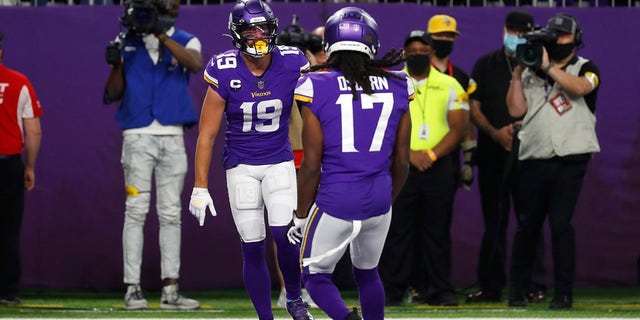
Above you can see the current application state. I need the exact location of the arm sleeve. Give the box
[294,74,314,106]
[448,81,470,111]
[203,54,229,100]
[186,36,202,54]
[579,59,600,113]
[20,79,43,118]
[469,58,484,101]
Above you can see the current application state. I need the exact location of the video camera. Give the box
[277,14,323,54]
[120,0,174,35]
[515,27,558,69]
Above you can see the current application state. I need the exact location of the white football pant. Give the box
[302,206,391,274]
[226,160,297,243]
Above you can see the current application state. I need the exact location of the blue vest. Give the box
[116,30,198,130]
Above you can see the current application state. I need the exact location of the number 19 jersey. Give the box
[204,46,310,169]
[294,70,414,220]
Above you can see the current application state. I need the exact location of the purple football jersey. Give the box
[294,70,414,220]
[204,46,310,169]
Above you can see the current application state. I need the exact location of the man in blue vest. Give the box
[103,0,202,310]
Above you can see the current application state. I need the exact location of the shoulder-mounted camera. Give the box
[276,14,323,54]
[515,27,558,69]
[120,0,175,35]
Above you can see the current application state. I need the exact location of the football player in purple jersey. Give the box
[288,7,413,320]
[188,0,312,319]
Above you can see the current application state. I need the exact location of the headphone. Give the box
[556,13,583,46]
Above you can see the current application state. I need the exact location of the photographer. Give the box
[507,13,600,310]
[277,16,326,66]
[103,0,202,310]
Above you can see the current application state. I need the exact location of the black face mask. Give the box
[406,54,431,76]
[431,40,454,58]
[547,42,575,61]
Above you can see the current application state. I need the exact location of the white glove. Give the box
[459,164,473,190]
[189,187,217,226]
[287,214,307,244]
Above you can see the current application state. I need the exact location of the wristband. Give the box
[542,63,554,73]
[427,149,438,162]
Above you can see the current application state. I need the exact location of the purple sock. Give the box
[303,273,350,320]
[353,267,384,320]
[241,241,273,320]
[271,226,302,300]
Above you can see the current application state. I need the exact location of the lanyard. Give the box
[410,76,430,125]
[431,59,454,77]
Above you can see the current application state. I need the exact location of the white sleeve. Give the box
[19,85,35,118]
[405,76,415,99]
[294,77,314,103]
[186,37,202,53]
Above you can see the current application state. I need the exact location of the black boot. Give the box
[507,288,526,307]
[549,295,572,310]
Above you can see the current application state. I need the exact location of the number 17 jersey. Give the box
[204,46,310,169]
[294,70,414,220]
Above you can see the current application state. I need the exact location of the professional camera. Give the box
[515,27,558,69]
[277,14,323,54]
[120,0,173,35]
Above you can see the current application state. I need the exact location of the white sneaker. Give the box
[301,288,318,308]
[160,284,200,310]
[124,284,149,310]
[277,289,287,308]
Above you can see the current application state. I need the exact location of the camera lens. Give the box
[516,43,542,68]
[120,0,160,35]
[522,46,537,63]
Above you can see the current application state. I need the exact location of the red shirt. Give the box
[0,63,43,155]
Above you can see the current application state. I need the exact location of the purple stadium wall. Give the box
[0,4,639,291]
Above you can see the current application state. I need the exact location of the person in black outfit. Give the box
[466,10,547,303]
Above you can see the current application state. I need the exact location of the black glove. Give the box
[153,15,176,36]
[105,41,122,66]
[459,140,477,190]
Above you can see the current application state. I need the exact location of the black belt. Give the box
[553,153,592,163]
[0,154,21,159]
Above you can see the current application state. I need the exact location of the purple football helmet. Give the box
[229,0,278,58]
[323,7,380,59]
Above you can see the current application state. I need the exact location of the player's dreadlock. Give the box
[305,49,405,100]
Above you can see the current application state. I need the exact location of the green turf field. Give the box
[0,287,639,318]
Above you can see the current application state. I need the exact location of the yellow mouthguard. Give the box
[255,40,267,54]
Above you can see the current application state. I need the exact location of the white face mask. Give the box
[503,33,525,54]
